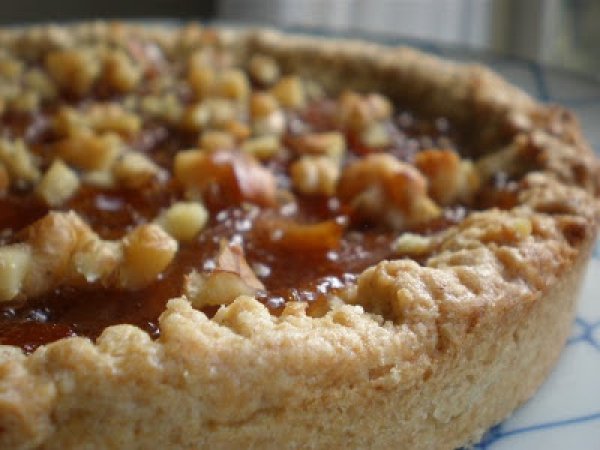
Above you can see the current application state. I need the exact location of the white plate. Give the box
[469,241,600,449]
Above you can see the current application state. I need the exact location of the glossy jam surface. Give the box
[0,103,469,352]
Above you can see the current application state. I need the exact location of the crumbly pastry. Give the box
[0,22,598,450]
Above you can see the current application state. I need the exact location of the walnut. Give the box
[249,92,284,136]
[71,239,122,284]
[139,93,183,124]
[0,55,23,80]
[360,122,391,149]
[22,212,97,298]
[338,153,440,229]
[203,98,237,128]
[184,242,264,309]
[0,138,40,185]
[337,92,392,131]
[290,132,346,161]
[8,90,40,114]
[252,109,285,136]
[199,130,235,152]
[113,152,163,188]
[216,69,250,102]
[174,149,277,207]
[85,104,141,136]
[272,76,305,109]
[119,224,178,290]
[187,59,215,99]
[22,68,57,101]
[224,120,251,142]
[290,155,340,196]
[392,233,433,256]
[415,149,480,205]
[156,201,209,242]
[0,245,31,302]
[36,159,80,206]
[45,48,101,96]
[242,135,281,161]
[249,92,279,119]
[53,107,87,137]
[248,54,280,86]
[56,131,122,171]
[103,50,141,93]
[0,211,180,300]
[180,102,210,132]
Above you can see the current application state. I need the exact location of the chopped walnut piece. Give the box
[338,153,440,229]
[0,138,40,185]
[249,92,279,119]
[71,239,121,284]
[156,201,209,242]
[392,233,433,256]
[415,149,480,205]
[187,60,215,99]
[23,68,57,101]
[184,242,264,309]
[174,149,277,207]
[0,55,23,80]
[216,242,265,290]
[36,159,80,206]
[216,69,250,102]
[180,102,210,132]
[0,245,31,302]
[139,93,184,124]
[56,131,122,171]
[53,107,87,137]
[252,109,285,136]
[0,211,179,300]
[360,122,391,149]
[9,90,40,114]
[249,92,284,136]
[113,152,163,188]
[82,170,115,189]
[119,224,178,290]
[224,120,251,142]
[272,75,305,109]
[337,92,392,130]
[199,130,235,152]
[85,104,142,136]
[290,155,340,196]
[45,48,101,96]
[203,98,237,128]
[290,132,346,161]
[103,50,141,93]
[242,135,281,161]
[248,54,280,86]
[22,212,97,298]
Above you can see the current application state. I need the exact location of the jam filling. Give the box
[0,35,502,352]
[0,106,465,352]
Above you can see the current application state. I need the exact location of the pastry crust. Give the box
[0,22,598,450]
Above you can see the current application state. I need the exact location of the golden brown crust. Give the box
[0,22,598,450]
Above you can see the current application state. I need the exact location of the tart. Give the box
[0,22,598,450]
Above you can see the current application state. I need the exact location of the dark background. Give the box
[0,0,217,25]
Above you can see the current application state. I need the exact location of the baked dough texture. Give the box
[0,23,598,450]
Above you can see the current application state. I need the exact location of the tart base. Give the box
[0,23,598,450]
